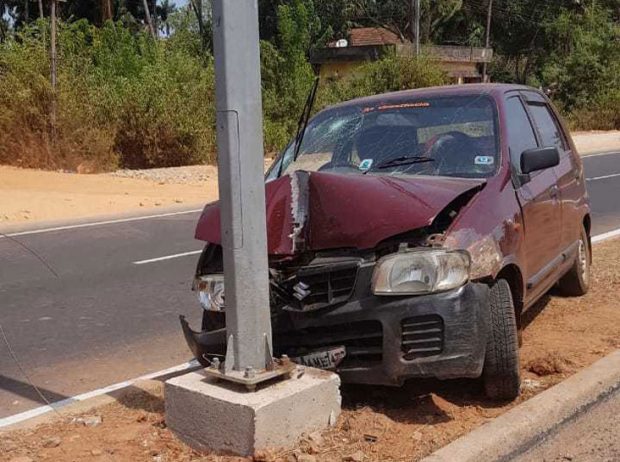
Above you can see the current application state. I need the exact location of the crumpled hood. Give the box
[195,171,485,255]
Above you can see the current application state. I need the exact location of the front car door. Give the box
[504,93,562,304]
[521,91,586,253]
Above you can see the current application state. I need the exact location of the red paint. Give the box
[195,171,484,254]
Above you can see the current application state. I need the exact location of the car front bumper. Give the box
[180,280,490,386]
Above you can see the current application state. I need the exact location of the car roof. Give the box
[326,83,537,112]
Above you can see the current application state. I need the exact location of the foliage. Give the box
[0,19,215,170]
[318,53,448,108]
[0,0,618,170]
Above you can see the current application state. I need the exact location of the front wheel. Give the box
[482,279,520,401]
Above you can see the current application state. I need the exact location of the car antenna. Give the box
[278,77,320,177]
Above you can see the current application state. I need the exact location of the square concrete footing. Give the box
[165,367,341,457]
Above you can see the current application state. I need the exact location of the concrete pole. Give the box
[211,0,272,372]
[414,0,421,56]
[49,0,57,143]
[483,0,493,82]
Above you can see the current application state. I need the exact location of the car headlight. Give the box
[371,249,470,295]
[193,275,225,311]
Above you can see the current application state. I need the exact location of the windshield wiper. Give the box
[365,156,435,173]
[277,77,320,177]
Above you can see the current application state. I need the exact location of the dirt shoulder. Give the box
[0,131,618,227]
[573,130,620,155]
[0,166,218,226]
[2,239,619,462]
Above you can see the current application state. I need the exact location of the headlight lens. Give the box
[193,275,225,311]
[371,250,470,295]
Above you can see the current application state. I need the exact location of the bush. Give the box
[0,19,216,171]
[317,53,449,110]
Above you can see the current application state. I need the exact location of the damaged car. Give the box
[181,84,591,400]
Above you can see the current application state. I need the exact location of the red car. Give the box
[182,84,591,400]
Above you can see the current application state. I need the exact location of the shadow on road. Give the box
[0,374,70,406]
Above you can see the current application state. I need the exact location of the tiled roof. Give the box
[328,27,404,48]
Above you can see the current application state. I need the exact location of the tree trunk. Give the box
[100,0,113,23]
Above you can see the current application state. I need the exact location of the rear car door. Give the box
[521,91,584,252]
[505,94,561,296]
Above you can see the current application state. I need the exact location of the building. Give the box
[310,27,493,84]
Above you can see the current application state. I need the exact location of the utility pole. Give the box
[38,0,43,18]
[208,0,280,384]
[50,0,57,142]
[141,0,156,38]
[410,0,421,56]
[483,0,493,83]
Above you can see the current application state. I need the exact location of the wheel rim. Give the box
[578,239,589,285]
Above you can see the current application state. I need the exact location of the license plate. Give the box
[291,346,346,370]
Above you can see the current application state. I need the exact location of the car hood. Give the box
[195,171,485,255]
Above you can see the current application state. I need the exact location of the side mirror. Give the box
[520,146,560,175]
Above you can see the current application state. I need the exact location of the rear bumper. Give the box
[181,281,490,386]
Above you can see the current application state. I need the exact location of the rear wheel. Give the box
[483,279,520,401]
[558,228,590,296]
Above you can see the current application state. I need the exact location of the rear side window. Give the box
[528,104,566,150]
[505,96,538,173]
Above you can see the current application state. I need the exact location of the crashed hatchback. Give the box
[182,84,591,400]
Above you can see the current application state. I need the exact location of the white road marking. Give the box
[133,250,203,265]
[582,150,620,158]
[1,209,203,238]
[586,173,620,182]
[2,226,620,430]
[0,360,199,429]
[592,228,620,244]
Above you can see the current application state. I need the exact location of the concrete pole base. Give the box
[165,367,341,457]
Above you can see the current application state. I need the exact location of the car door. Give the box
[505,94,562,298]
[521,92,585,252]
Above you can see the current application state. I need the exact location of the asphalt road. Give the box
[513,391,620,462]
[1,152,620,419]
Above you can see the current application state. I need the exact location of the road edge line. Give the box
[422,350,620,462]
[0,208,203,238]
[0,360,199,430]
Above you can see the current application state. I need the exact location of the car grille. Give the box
[401,315,444,360]
[275,320,383,366]
[271,260,359,312]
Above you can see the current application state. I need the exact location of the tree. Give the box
[157,0,176,36]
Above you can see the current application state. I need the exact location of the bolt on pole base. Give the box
[203,356,297,392]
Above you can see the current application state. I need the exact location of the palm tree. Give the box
[157,0,176,36]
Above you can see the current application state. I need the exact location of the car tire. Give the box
[557,228,591,297]
[201,311,225,331]
[483,279,520,401]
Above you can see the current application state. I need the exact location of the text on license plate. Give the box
[291,346,346,369]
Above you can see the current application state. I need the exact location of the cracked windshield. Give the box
[271,95,498,179]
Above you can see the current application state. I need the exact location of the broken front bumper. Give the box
[180,280,490,386]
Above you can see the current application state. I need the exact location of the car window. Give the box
[528,103,567,150]
[505,96,538,174]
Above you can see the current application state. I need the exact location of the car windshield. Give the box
[267,94,499,180]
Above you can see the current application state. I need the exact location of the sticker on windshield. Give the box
[474,155,494,166]
[359,159,374,171]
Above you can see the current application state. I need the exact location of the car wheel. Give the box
[201,311,225,331]
[483,279,520,401]
[558,228,591,297]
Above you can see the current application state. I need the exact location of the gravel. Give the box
[109,159,274,185]
[108,165,219,185]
